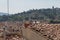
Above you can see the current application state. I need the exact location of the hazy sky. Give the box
[0,0,60,14]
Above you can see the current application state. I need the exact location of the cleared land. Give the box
[0,21,60,40]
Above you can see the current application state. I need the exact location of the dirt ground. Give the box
[0,37,3,40]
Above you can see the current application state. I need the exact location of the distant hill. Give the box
[0,12,8,16]
[0,7,60,23]
[13,7,60,22]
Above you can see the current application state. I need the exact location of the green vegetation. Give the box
[0,7,60,23]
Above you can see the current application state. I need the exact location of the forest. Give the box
[0,7,60,23]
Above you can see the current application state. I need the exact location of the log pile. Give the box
[24,22,60,40]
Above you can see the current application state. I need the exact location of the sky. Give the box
[0,0,60,14]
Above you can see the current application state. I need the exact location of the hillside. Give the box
[13,7,60,22]
[0,7,60,22]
